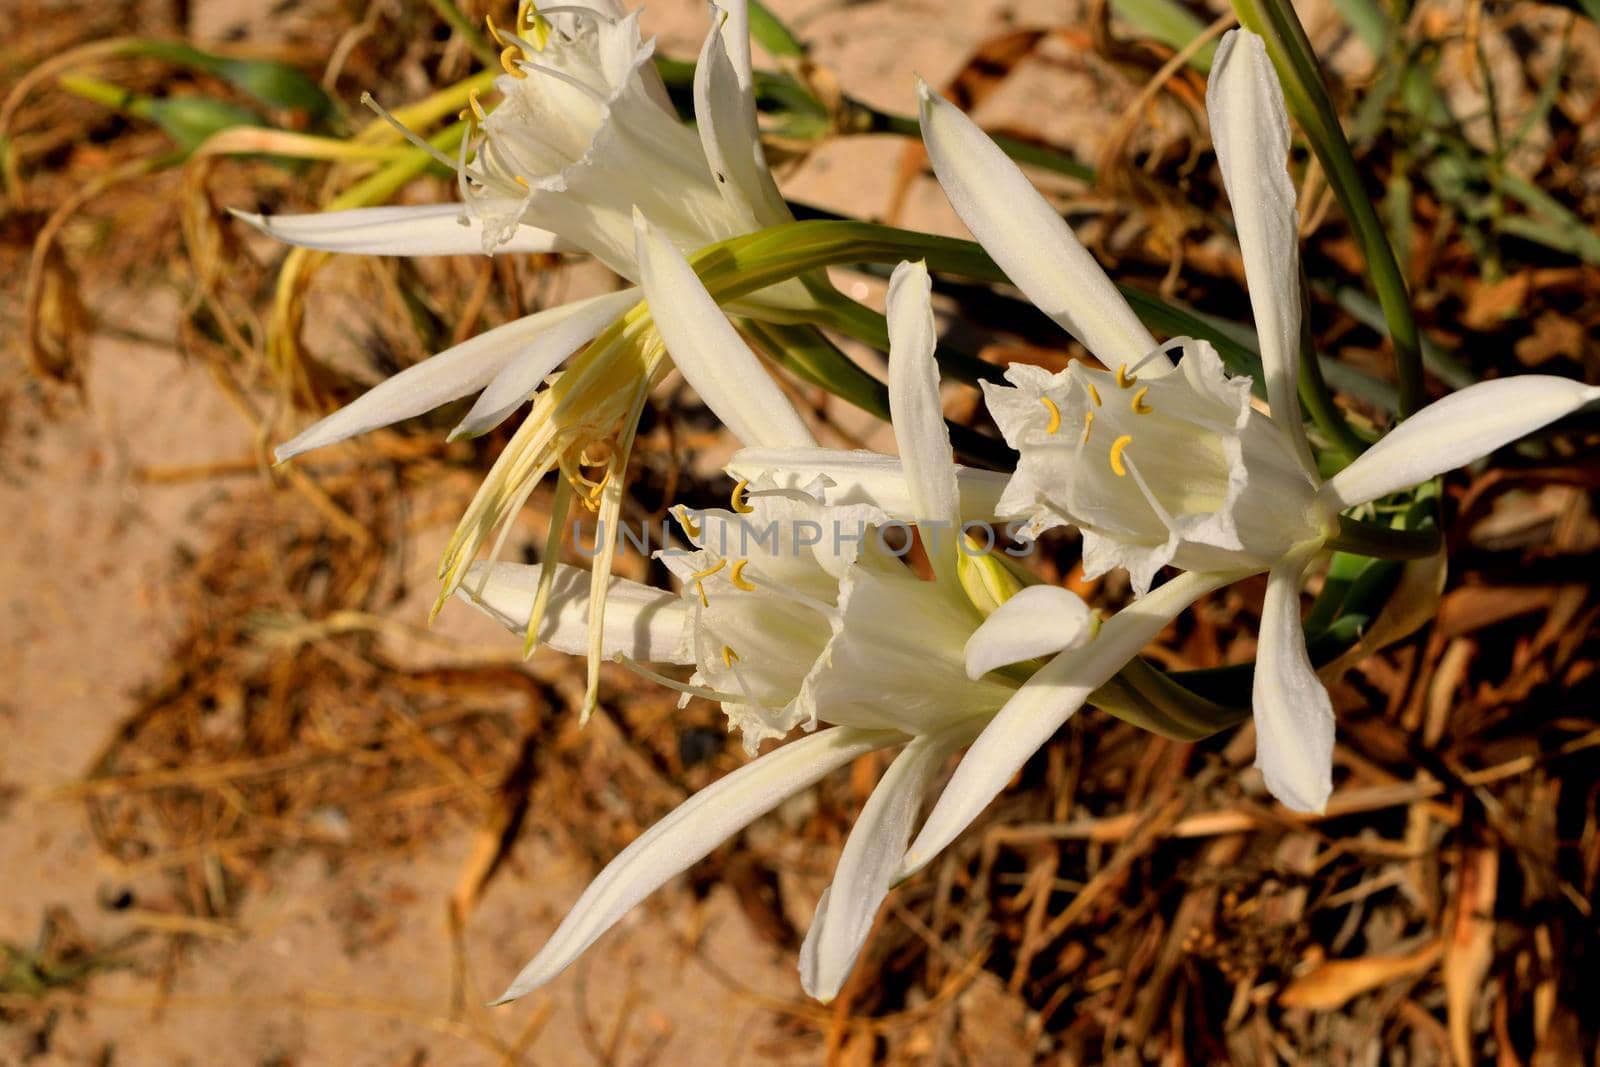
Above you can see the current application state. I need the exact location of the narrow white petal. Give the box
[493,726,900,1002]
[634,211,815,449]
[1252,548,1333,813]
[886,260,962,583]
[230,204,568,256]
[694,2,792,229]
[726,448,1010,521]
[713,0,752,85]
[916,81,1162,372]
[275,298,617,460]
[1208,30,1316,476]
[800,725,974,1002]
[898,569,1238,879]
[455,559,690,664]
[963,584,1093,680]
[1321,377,1600,510]
[450,287,640,438]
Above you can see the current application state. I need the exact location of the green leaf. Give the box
[748,1,806,59]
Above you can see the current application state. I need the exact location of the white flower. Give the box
[234,0,801,460]
[918,29,1600,814]
[458,261,1090,1004]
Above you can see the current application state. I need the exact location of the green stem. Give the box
[1327,516,1440,560]
[1230,0,1425,416]
[1296,267,1367,460]
[1090,657,1249,740]
[424,0,498,67]
[802,286,1007,388]
[746,320,1013,469]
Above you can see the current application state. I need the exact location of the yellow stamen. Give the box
[1115,365,1137,389]
[695,580,708,607]
[730,479,754,515]
[1131,386,1152,415]
[677,508,701,539]
[721,645,740,668]
[1109,434,1133,477]
[1082,409,1095,442]
[729,560,756,591]
[512,175,530,189]
[1086,382,1102,407]
[1040,396,1061,435]
[467,89,486,121]
[690,559,727,581]
[485,13,507,44]
[501,45,527,78]
[585,470,611,508]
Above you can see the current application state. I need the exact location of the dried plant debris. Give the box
[3,0,1599,1063]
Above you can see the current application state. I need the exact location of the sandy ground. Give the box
[1,2,1126,1063]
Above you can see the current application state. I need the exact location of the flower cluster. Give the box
[242,6,1599,1006]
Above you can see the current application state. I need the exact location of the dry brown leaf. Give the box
[1278,938,1442,1010]
[1463,272,1532,330]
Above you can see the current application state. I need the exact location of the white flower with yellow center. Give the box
[235,0,802,459]
[913,28,1600,816]
[458,261,1122,1004]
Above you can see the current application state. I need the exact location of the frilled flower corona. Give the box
[917,28,1599,814]
[460,260,1061,1003]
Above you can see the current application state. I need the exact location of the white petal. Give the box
[230,204,568,256]
[799,725,974,1002]
[963,584,1093,680]
[1207,30,1316,476]
[634,211,815,449]
[455,560,690,664]
[916,81,1162,373]
[492,726,900,1003]
[1252,547,1333,813]
[898,569,1237,879]
[449,287,641,438]
[694,2,792,230]
[886,260,962,582]
[275,297,621,460]
[1320,377,1600,510]
[726,448,1010,521]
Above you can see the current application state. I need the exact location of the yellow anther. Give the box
[513,175,530,189]
[1109,434,1133,477]
[467,88,486,121]
[1115,364,1137,389]
[676,508,701,539]
[730,479,754,515]
[1086,382,1102,407]
[695,580,708,607]
[729,560,756,591]
[1039,396,1061,435]
[501,44,527,78]
[1082,409,1095,442]
[485,13,508,44]
[585,470,611,507]
[1131,386,1152,415]
[721,645,740,668]
[690,559,727,581]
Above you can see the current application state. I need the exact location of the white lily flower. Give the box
[240,0,804,460]
[459,260,1098,1004]
[922,29,1600,814]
